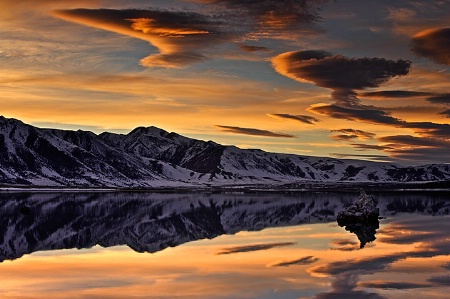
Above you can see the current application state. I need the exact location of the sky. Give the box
[0,0,449,165]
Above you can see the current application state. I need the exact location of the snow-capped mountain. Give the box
[0,116,449,187]
[1,192,448,261]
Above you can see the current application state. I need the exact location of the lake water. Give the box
[0,191,449,299]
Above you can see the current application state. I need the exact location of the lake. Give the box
[0,191,449,299]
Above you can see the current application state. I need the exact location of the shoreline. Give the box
[1,180,449,193]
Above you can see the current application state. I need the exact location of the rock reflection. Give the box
[336,190,380,248]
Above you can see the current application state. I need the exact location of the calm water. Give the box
[0,191,449,299]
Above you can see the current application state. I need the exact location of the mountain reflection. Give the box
[0,191,449,262]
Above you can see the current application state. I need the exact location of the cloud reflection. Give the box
[217,242,296,255]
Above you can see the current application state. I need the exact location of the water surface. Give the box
[0,191,449,298]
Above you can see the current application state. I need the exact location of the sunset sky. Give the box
[1,0,449,165]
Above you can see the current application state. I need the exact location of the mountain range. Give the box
[0,116,449,188]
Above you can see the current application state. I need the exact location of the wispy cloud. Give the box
[239,44,271,53]
[427,276,450,286]
[359,281,431,290]
[268,113,319,124]
[350,143,392,151]
[360,90,433,98]
[308,103,403,125]
[330,129,375,141]
[216,125,296,138]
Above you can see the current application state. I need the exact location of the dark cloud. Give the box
[427,94,450,105]
[381,147,450,164]
[428,276,450,286]
[140,52,206,68]
[269,113,319,124]
[359,282,431,290]
[272,51,411,90]
[411,28,450,65]
[378,135,449,148]
[239,44,271,52]
[217,242,296,255]
[403,121,450,138]
[310,103,450,139]
[54,8,229,68]
[216,125,296,138]
[330,129,375,141]
[309,104,403,125]
[331,134,359,141]
[440,109,450,118]
[377,135,450,163]
[350,144,392,151]
[384,105,441,115]
[360,90,434,98]
[270,256,319,267]
[193,0,326,35]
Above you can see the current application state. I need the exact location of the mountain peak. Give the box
[127,126,168,138]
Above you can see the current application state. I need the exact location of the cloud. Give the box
[350,144,392,151]
[378,135,449,148]
[268,113,319,124]
[54,8,230,68]
[192,0,326,38]
[359,282,431,290]
[216,125,296,138]
[403,121,450,138]
[272,51,411,90]
[426,94,450,105]
[376,134,450,163]
[272,49,450,163]
[411,28,450,65]
[217,242,296,255]
[440,109,450,118]
[308,103,403,125]
[360,90,433,98]
[270,256,319,267]
[428,276,450,286]
[310,103,450,139]
[330,129,375,141]
[239,44,271,52]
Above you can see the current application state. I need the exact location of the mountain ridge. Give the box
[0,116,449,187]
